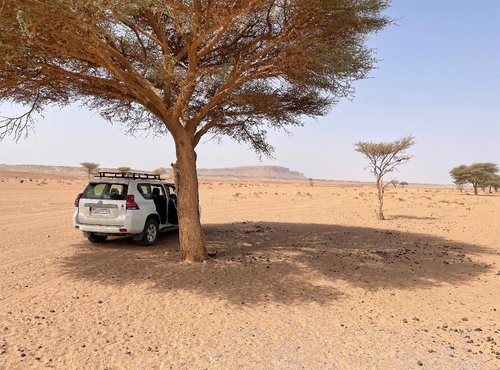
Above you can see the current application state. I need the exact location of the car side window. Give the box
[167,185,176,196]
[137,184,151,199]
[151,184,165,197]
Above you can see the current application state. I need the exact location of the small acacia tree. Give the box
[153,167,169,178]
[117,166,132,173]
[355,136,415,220]
[81,162,99,180]
[152,167,169,177]
[449,163,499,195]
[388,179,399,188]
[1,0,389,261]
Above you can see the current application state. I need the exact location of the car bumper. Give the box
[76,224,129,235]
[73,211,143,235]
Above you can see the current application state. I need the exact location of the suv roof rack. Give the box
[97,171,163,180]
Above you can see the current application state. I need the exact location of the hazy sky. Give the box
[1,1,499,184]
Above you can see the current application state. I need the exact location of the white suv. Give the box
[73,172,178,245]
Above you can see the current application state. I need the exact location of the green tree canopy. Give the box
[449,163,499,195]
[485,174,500,192]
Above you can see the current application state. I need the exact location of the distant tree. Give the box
[152,167,168,175]
[400,181,409,188]
[308,178,314,187]
[355,136,415,220]
[81,162,99,180]
[152,167,169,179]
[388,179,399,188]
[484,173,500,193]
[117,166,131,173]
[449,163,498,195]
[0,1,389,261]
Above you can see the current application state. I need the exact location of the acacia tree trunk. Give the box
[473,183,478,195]
[376,176,385,220]
[172,137,208,262]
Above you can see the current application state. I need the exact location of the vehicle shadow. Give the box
[63,222,493,306]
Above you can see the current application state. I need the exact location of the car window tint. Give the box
[82,183,128,200]
[167,186,176,196]
[137,184,151,199]
[151,185,165,196]
[93,183,106,196]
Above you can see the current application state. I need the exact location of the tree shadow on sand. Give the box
[62,222,494,306]
[388,215,438,220]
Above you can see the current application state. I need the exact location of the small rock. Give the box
[417,360,423,366]
[208,354,221,362]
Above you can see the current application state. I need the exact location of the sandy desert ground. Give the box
[0,172,498,369]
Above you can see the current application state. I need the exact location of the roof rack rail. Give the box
[97,171,163,180]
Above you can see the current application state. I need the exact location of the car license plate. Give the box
[91,207,110,215]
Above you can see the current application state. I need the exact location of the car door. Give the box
[150,183,167,225]
[164,184,178,225]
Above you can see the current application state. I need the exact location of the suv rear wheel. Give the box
[138,218,159,246]
[87,233,108,243]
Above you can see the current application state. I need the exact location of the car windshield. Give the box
[82,183,128,200]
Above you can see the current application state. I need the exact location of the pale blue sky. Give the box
[1,1,499,184]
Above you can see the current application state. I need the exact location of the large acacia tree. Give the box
[0,0,389,261]
[450,163,499,195]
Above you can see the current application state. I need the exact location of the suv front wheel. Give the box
[138,218,159,246]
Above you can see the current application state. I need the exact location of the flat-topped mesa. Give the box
[197,166,306,180]
[0,164,306,181]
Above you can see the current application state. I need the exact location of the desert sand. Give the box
[0,171,498,369]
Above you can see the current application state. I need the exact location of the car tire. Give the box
[87,233,108,243]
[138,218,159,246]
